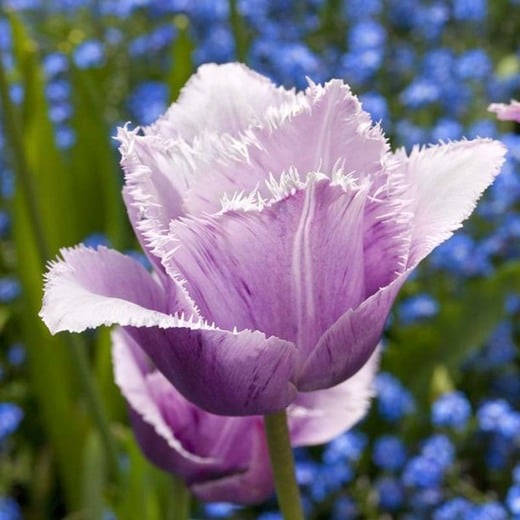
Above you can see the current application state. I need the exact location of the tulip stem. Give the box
[264,411,304,520]
[170,475,190,520]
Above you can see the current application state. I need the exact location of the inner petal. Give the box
[163,177,369,356]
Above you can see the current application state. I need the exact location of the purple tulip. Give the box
[489,100,520,123]
[112,328,379,503]
[41,63,505,416]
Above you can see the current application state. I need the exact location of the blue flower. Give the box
[376,476,404,511]
[433,497,474,520]
[400,79,440,108]
[373,435,407,471]
[0,277,21,303]
[43,52,68,78]
[506,484,520,515]
[402,456,444,488]
[0,497,21,520]
[472,502,508,520]
[420,434,454,469]
[453,0,487,22]
[348,21,386,51]
[376,373,415,422]
[73,40,105,69]
[432,391,472,430]
[359,92,389,124]
[204,502,240,518]
[323,430,367,465]
[7,344,25,367]
[331,496,358,520]
[400,293,439,325]
[431,118,463,141]
[456,49,492,81]
[127,82,168,126]
[0,403,23,442]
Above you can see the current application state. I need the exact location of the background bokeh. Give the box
[0,1,519,518]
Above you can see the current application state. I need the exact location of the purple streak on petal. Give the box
[164,177,368,359]
[397,139,506,267]
[489,100,520,123]
[184,79,387,215]
[288,346,380,446]
[145,62,297,142]
[299,272,408,391]
[127,325,298,416]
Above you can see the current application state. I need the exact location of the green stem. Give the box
[0,52,120,482]
[169,475,191,520]
[264,411,304,520]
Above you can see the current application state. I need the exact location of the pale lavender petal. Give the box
[288,347,380,446]
[191,421,273,505]
[489,100,520,123]
[299,272,408,391]
[146,62,297,142]
[184,79,388,215]
[398,139,506,267]
[40,246,297,416]
[162,176,369,359]
[39,245,174,333]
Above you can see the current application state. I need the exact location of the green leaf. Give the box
[168,15,194,103]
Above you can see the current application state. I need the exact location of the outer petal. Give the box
[40,245,173,333]
[146,62,298,142]
[112,329,216,480]
[113,329,274,504]
[184,79,388,215]
[288,346,380,447]
[190,421,274,505]
[489,100,520,123]
[40,245,298,416]
[162,176,369,358]
[299,271,409,391]
[398,139,506,267]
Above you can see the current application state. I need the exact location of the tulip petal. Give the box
[112,328,216,478]
[40,245,298,415]
[191,421,274,505]
[146,62,298,142]
[288,346,380,446]
[184,78,388,215]
[299,272,408,390]
[162,176,369,359]
[489,100,520,123]
[400,139,506,267]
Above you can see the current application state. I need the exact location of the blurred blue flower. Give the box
[403,456,444,488]
[0,211,10,238]
[432,391,471,430]
[46,79,71,103]
[204,502,240,518]
[421,49,454,83]
[433,497,474,520]
[0,277,21,303]
[127,81,168,126]
[400,79,440,108]
[359,92,388,124]
[376,476,404,511]
[323,430,366,465]
[55,125,76,149]
[453,0,487,22]
[0,497,21,520]
[376,373,415,422]
[468,119,497,139]
[84,233,110,249]
[430,232,492,277]
[331,496,358,520]
[73,40,105,69]
[373,435,407,471]
[431,118,463,141]
[412,4,449,41]
[341,49,383,86]
[43,52,68,78]
[0,403,23,442]
[506,484,520,515]
[456,49,492,81]
[477,399,520,437]
[473,502,508,520]
[420,434,454,468]
[7,344,26,367]
[400,293,439,325]
[348,21,386,51]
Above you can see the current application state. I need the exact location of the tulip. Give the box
[41,63,505,416]
[112,328,378,504]
[489,100,520,123]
